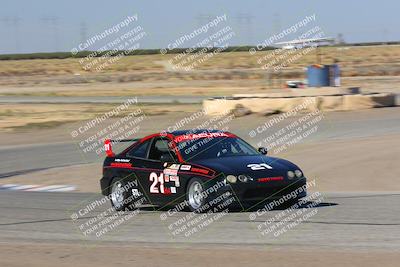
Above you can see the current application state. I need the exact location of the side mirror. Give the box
[258,147,268,155]
[160,153,174,163]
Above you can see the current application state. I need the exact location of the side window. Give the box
[148,138,176,161]
[126,139,151,158]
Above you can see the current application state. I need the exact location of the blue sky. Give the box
[0,0,398,54]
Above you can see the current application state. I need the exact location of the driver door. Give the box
[140,136,179,205]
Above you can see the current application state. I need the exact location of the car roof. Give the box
[169,129,228,136]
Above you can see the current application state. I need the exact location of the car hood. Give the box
[191,155,300,178]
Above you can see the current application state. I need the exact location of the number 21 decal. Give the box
[149,172,180,194]
[247,163,273,170]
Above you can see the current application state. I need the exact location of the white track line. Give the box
[0,184,76,192]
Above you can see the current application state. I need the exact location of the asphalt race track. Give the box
[0,191,399,250]
[0,106,399,266]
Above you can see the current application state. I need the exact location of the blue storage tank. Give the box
[307,65,330,87]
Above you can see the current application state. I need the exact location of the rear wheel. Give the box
[110,178,133,211]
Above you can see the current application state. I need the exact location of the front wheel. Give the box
[186,178,207,212]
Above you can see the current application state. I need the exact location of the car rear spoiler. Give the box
[104,138,141,157]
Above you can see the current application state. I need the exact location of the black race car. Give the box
[100,130,307,212]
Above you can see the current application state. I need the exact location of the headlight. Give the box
[226,175,237,184]
[295,170,303,178]
[287,171,295,179]
[238,174,253,183]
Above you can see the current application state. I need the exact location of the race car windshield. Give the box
[176,136,259,161]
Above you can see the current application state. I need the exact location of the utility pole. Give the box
[1,16,21,53]
[41,15,60,51]
[234,13,254,46]
[80,21,88,46]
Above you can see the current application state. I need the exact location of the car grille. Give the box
[242,181,306,200]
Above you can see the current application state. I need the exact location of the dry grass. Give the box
[0,103,201,132]
[1,45,399,97]
[0,45,399,77]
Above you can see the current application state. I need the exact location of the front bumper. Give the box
[219,177,307,203]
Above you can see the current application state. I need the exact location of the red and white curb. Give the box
[0,184,76,192]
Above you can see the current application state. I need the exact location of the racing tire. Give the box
[109,177,136,211]
[186,177,208,212]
